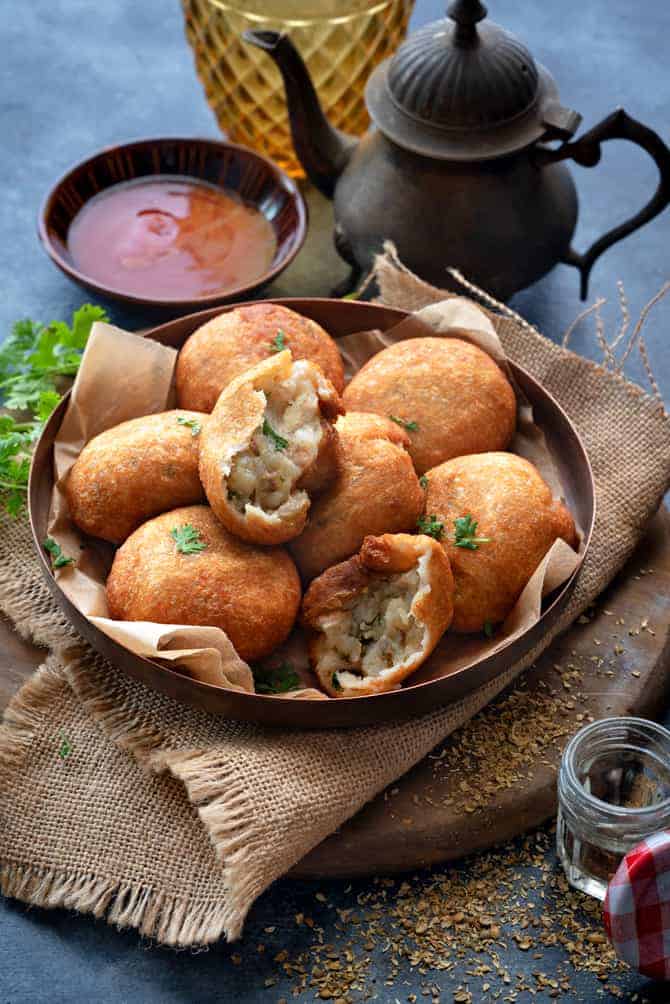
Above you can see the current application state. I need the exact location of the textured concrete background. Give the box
[1,0,669,1001]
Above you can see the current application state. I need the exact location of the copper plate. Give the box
[37,137,307,310]
[28,299,595,728]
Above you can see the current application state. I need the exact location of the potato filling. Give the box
[226,361,323,515]
[315,554,430,688]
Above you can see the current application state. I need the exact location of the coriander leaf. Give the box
[269,330,287,353]
[70,304,108,349]
[419,475,428,489]
[0,304,107,410]
[44,536,75,569]
[170,524,207,555]
[253,662,300,695]
[176,415,201,437]
[331,673,343,691]
[389,414,419,433]
[483,620,494,639]
[0,304,107,518]
[262,418,288,451]
[0,423,33,515]
[57,729,72,760]
[5,490,24,517]
[452,514,491,550]
[36,389,62,422]
[416,514,444,541]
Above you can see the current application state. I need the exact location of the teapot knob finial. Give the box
[447,0,488,44]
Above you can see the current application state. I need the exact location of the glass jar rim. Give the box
[560,716,670,819]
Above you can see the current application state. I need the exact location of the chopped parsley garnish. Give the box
[44,536,75,569]
[262,418,288,451]
[389,415,419,433]
[483,620,494,639]
[0,304,107,516]
[453,514,491,550]
[176,416,201,437]
[416,515,445,541]
[170,524,207,555]
[419,475,428,490]
[331,673,343,691]
[254,662,300,695]
[57,729,72,760]
[269,330,288,353]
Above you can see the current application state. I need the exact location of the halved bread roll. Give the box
[199,350,343,545]
[302,533,454,698]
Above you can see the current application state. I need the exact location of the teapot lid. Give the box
[366,0,581,160]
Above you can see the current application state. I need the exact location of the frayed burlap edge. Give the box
[63,648,266,941]
[0,654,238,945]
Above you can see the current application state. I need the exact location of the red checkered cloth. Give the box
[604,830,670,980]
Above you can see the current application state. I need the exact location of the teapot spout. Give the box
[243,29,356,198]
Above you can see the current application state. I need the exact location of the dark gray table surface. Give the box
[1,1,669,1001]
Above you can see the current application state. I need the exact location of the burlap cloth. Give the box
[1,253,669,946]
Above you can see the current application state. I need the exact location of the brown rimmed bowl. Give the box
[29,298,595,728]
[38,137,308,309]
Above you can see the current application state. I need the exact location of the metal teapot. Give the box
[245,0,670,299]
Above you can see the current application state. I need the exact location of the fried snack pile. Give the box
[61,306,578,700]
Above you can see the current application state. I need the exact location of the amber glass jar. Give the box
[557,717,670,900]
[182,0,414,176]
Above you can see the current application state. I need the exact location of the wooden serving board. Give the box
[2,509,669,877]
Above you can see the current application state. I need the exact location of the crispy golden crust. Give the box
[176,303,346,411]
[302,533,454,697]
[334,411,412,448]
[289,412,424,581]
[342,337,517,474]
[65,410,206,545]
[424,452,578,633]
[106,505,301,662]
[198,352,343,546]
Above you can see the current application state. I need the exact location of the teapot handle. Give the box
[535,108,670,299]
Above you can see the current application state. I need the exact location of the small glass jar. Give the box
[557,717,670,900]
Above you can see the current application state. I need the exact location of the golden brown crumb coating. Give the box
[176,303,345,411]
[65,410,207,545]
[289,412,424,581]
[302,533,454,697]
[423,452,578,633]
[106,505,301,662]
[199,350,343,546]
[342,337,517,474]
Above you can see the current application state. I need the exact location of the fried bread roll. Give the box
[176,302,345,411]
[65,409,206,544]
[199,350,343,545]
[424,452,578,632]
[290,412,424,580]
[106,505,301,662]
[302,533,454,697]
[342,336,517,474]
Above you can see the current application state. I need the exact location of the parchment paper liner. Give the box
[45,301,582,700]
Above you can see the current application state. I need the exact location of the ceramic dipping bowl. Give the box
[38,137,307,310]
